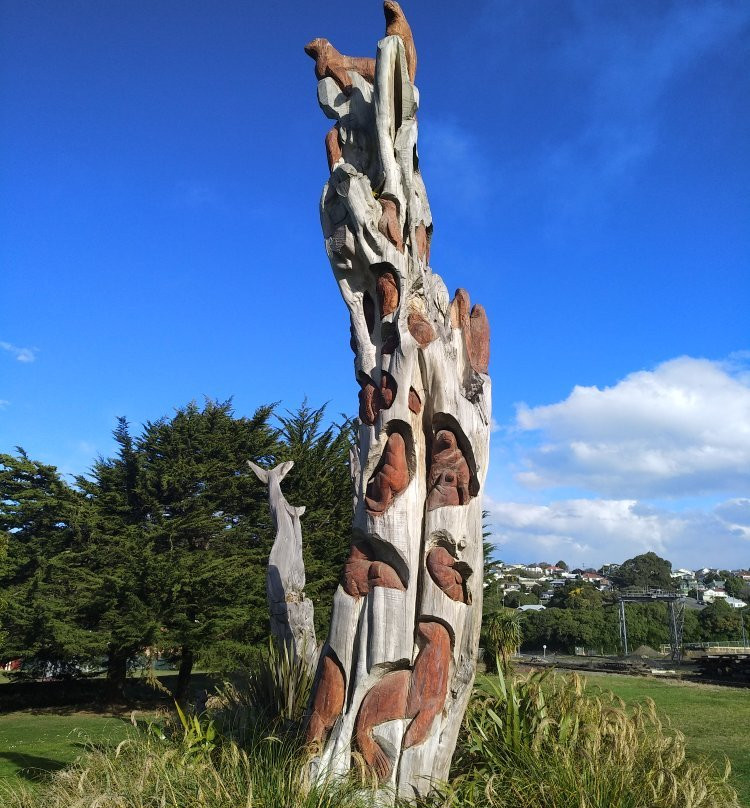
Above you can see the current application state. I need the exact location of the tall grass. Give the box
[1,724,372,808]
[437,667,740,808]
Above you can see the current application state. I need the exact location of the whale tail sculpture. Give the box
[249,460,317,670]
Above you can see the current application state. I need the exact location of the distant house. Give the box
[518,604,545,612]
[700,588,729,604]
[725,596,747,609]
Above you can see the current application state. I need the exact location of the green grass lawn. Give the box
[580,673,750,807]
[0,710,135,785]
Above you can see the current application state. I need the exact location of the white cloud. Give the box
[0,341,37,362]
[514,355,750,497]
[0,399,9,409]
[485,495,750,569]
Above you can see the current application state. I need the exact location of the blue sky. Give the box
[2,0,749,569]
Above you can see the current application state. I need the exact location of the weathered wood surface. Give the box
[304,2,491,799]
[249,460,317,670]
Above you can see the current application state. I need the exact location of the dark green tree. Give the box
[610,552,673,591]
[699,599,744,643]
[137,400,278,701]
[0,450,103,671]
[75,418,157,695]
[548,581,603,609]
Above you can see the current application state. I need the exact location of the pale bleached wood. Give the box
[305,13,491,800]
[249,460,317,670]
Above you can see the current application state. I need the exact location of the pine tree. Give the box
[0,450,104,671]
[136,399,278,701]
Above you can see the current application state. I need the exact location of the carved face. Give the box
[384,1,402,25]
[304,38,324,59]
[435,430,457,454]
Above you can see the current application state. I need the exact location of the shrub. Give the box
[437,667,739,808]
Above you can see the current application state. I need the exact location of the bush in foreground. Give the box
[439,668,739,808]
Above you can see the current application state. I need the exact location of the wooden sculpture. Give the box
[304,2,491,799]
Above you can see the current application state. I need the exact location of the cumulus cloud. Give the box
[485,495,750,569]
[0,341,37,362]
[514,356,750,497]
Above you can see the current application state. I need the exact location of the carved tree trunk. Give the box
[249,460,317,670]
[304,4,491,800]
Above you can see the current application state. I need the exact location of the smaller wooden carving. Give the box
[450,289,490,374]
[408,387,421,414]
[365,432,410,514]
[376,271,399,316]
[407,310,436,348]
[304,38,376,94]
[378,199,404,252]
[426,430,471,510]
[358,372,397,425]
[414,221,430,262]
[342,542,405,598]
[354,621,451,780]
[426,546,466,603]
[325,126,343,171]
[384,0,417,82]
[402,621,451,748]
[307,651,346,744]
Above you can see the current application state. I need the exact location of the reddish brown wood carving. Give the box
[355,669,410,780]
[403,621,451,748]
[414,221,430,262]
[325,126,343,171]
[304,38,376,95]
[407,311,436,348]
[408,387,421,414]
[426,546,466,602]
[426,430,471,510]
[341,542,405,599]
[365,432,410,514]
[358,372,397,425]
[376,271,399,316]
[384,1,417,82]
[378,199,404,252]
[354,621,451,780]
[450,288,490,374]
[307,652,346,744]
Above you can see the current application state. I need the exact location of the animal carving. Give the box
[341,542,405,598]
[304,2,416,98]
[450,288,490,374]
[426,430,471,510]
[358,372,396,425]
[376,271,399,316]
[384,1,417,82]
[377,198,404,252]
[414,221,430,262]
[354,621,451,781]
[407,310,436,348]
[304,38,376,95]
[325,126,343,171]
[365,432,409,514]
[426,546,466,602]
[307,652,346,744]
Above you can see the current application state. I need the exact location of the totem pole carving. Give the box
[249,461,317,670]
[304,2,491,799]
